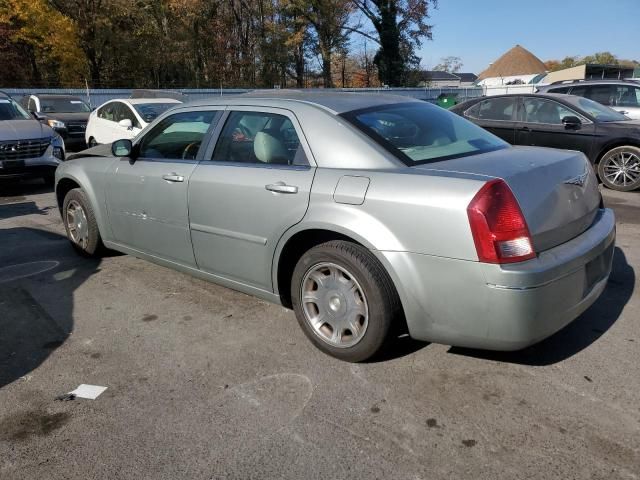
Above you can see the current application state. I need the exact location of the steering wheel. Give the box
[182,142,200,160]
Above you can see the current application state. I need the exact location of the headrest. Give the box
[254,130,288,164]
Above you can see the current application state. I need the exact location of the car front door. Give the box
[515,97,596,156]
[464,97,517,143]
[188,108,316,291]
[105,109,221,266]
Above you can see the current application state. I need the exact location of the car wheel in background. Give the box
[598,146,640,191]
[88,137,98,148]
[291,240,401,362]
[62,188,104,256]
[42,174,55,186]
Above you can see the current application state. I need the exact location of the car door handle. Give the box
[518,126,531,132]
[265,182,298,194]
[162,173,184,183]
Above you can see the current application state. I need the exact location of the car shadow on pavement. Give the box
[0,178,53,198]
[448,247,635,366]
[0,227,100,389]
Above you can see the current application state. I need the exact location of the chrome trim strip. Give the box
[190,223,267,245]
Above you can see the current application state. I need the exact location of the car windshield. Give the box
[0,98,32,120]
[133,103,179,123]
[342,102,509,165]
[41,98,91,113]
[575,96,628,122]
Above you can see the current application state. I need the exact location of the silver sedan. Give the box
[55,93,615,362]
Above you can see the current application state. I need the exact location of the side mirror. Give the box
[32,111,45,121]
[562,116,582,128]
[118,118,133,129]
[112,139,134,157]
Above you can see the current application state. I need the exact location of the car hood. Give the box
[598,119,640,131]
[0,119,53,141]
[66,142,113,160]
[41,112,90,123]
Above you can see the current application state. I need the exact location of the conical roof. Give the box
[478,45,547,80]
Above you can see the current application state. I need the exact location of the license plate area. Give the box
[0,160,26,170]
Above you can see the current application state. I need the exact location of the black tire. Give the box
[597,146,640,192]
[62,188,104,256]
[88,137,97,148]
[291,240,402,362]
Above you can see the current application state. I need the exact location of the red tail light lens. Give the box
[467,179,535,264]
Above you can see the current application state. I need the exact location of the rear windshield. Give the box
[41,98,91,113]
[342,102,508,165]
[574,97,628,122]
[133,103,179,123]
[0,98,31,120]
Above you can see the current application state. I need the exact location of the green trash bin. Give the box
[436,93,459,109]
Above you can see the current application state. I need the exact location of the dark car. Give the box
[451,93,640,191]
[20,94,91,150]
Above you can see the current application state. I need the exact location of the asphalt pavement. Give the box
[0,180,638,479]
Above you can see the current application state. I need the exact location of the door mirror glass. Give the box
[118,118,133,129]
[562,115,582,127]
[112,139,133,157]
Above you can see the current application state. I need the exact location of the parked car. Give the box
[56,93,615,362]
[451,93,640,191]
[19,94,91,150]
[0,91,65,185]
[85,98,182,146]
[537,80,640,120]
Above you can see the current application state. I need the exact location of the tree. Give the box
[0,0,86,85]
[351,0,437,86]
[434,55,462,73]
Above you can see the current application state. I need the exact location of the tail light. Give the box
[467,179,535,264]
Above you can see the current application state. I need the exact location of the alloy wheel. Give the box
[602,150,640,188]
[66,200,89,249]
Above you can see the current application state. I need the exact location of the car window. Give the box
[585,85,616,106]
[138,111,216,160]
[466,97,515,121]
[521,98,583,124]
[28,97,37,112]
[569,85,588,97]
[116,104,140,128]
[547,86,570,94]
[132,103,179,124]
[211,111,309,166]
[98,103,117,121]
[342,102,508,165]
[575,97,628,122]
[615,86,640,108]
[39,98,90,113]
[0,98,31,120]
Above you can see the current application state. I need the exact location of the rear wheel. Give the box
[62,188,103,256]
[291,240,401,362]
[598,146,640,191]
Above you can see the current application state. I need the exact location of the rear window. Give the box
[341,102,508,165]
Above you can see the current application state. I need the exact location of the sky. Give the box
[412,0,638,74]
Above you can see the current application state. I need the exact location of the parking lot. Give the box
[0,181,638,479]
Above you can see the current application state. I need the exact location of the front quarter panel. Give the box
[55,156,117,241]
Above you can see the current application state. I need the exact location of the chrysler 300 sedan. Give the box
[55,93,615,362]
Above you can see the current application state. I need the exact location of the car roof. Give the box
[127,98,182,105]
[541,79,640,88]
[34,94,86,100]
[184,91,421,114]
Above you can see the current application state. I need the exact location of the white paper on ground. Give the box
[68,384,108,400]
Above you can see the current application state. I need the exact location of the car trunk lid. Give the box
[415,146,601,252]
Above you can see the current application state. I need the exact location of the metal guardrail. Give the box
[2,87,485,108]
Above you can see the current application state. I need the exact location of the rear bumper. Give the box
[378,208,616,350]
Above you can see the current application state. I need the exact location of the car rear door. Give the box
[515,97,596,157]
[105,108,221,266]
[188,107,316,292]
[464,97,517,143]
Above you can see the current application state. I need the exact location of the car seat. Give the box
[535,102,561,124]
[253,129,289,165]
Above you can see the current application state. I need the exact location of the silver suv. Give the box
[0,92,65,185]
[538,80,640,119]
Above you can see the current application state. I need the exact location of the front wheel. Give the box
[291,240,401,362]
[598,146,640,191]
[88,137,98,148]
[62,188,103,256]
